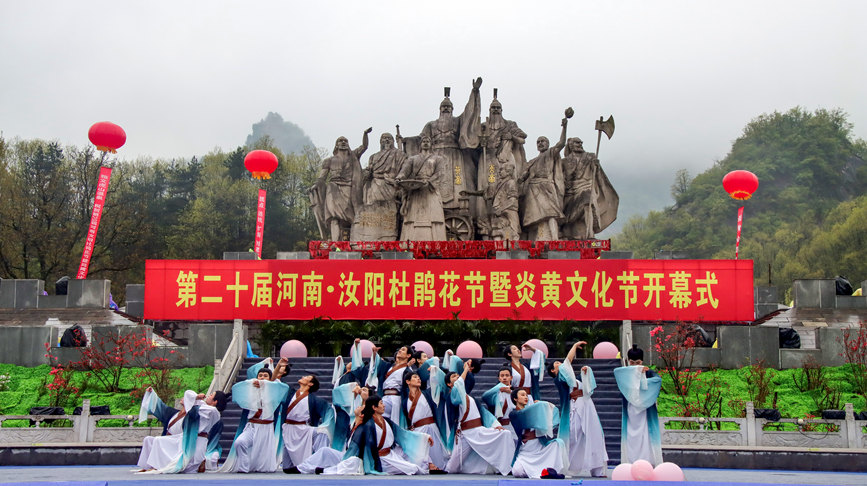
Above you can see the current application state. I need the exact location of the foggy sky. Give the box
[2,1,865,234]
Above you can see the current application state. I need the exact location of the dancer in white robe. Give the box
[296,382,372,474]
[273,359,335,473]
[615,345,663,466]
[503,343,545,402]
[481,366,517,439]
[548,341,608,477]
[509,389,566,479]
[443,360,516,476]
[402,369,449,472]
[368,344,415,424]
[136,388,226,474]
[219,364,290,473]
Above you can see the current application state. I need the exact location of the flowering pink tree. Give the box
[840,321,867,400]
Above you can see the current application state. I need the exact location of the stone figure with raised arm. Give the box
[518,110,569,240]
[561,136,619,239]
[477,89,527,239]
[396,135,447,241]
[310,128,371,241]
[350,132,406,240]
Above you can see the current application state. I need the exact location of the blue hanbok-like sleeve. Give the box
[246,357,273,380]
[614,366,661,411]
[157,405,201,473]
[137,388,178,426]
[513,401,557,437]
[390,418,432,466]
[481,383,502,414]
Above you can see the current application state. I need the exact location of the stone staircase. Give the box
[219,356,623,464]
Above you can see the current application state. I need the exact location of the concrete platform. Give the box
[0,465,865,485]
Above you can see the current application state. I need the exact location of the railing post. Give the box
[76,399,91,443]
[621,320,632,366]
[234,319,244,358]
[745,401,757,446]
[844,403,857,449]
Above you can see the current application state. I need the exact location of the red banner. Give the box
[76,167,112,279]
[253,189,266,258]
[145,259,754,321]
[735,206,744,260]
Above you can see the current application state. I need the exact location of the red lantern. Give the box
[722,170,759,200]
[88,122,126,153]
[244,150,279,180]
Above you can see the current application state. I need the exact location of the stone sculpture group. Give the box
[309,77,619,242]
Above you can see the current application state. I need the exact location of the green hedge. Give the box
[0,363,213,419]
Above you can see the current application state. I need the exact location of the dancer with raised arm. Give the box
[547,341,608,477]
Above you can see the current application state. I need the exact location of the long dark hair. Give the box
[362,394,382,423]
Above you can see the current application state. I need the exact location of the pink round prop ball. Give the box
[593,341,620,359]
[611,463,633,481]
[456,340,483,359]
[412,340,434,357]
[631,459,654,481]
[522,339,548,359]
[357,339,375,358]
[280,340,307,359]
[653,462,685,481]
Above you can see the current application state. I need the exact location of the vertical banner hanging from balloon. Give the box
[253,189,267,258]
[76,167,113,279]
[735,206,744,260]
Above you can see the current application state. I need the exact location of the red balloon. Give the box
[88,122,126,153]
[244,150,279,180]
[722,170,759,200]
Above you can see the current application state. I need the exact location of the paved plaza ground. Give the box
[0,466,865,486]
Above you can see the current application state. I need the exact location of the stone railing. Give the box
[206,319,245,396]
[662,402,867,449]
[0,400,160,445]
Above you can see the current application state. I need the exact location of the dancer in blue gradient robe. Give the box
[614,345,663,465]
[322,394,431,475]
[509,389,566,478]
[547,341,608,477]
[220,359,290,473]
[136,388,226,474]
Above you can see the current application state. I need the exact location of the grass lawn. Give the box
[0,363,213,425]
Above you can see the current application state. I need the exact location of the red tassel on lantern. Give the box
[244,150,279,180]
[722,170,759,200]
[88,122,126,153]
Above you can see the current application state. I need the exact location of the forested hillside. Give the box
[613,108,867,299]
[0,136,321,300]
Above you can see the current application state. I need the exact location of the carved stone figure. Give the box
[309,128,371,241]
[478,90,527,239]
[519,117,567,240]
[488,163,521,240]
[560,137,619,239]
[350,133,405,241]
[396,135,447,241]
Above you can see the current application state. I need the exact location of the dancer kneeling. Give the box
[509,389,566,478]
[220,359,290,473]
[322,394,431,475]
[136,388,227,474]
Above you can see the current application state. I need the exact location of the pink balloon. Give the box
[593,341,619,359]
[357,339,375,358]
[653,462,685,482]
[411,340,434,357]
[631,459,654,481]
[611,463,633,481]
[280,339,307,358]
[521,339,548,359]
[456,340,483,359]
